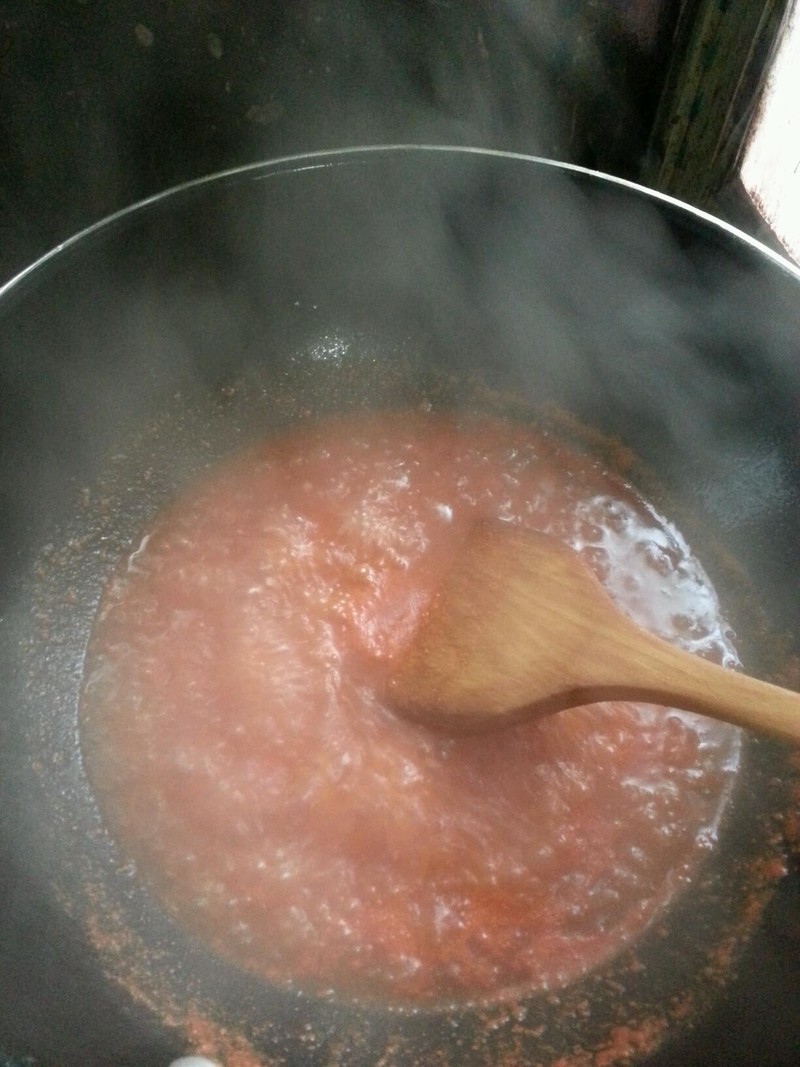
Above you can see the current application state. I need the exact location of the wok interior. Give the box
[1,148,799,1065]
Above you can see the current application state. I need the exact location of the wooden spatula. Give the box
[388,522,800,742]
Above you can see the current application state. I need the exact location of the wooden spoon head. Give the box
[387,522,627,731]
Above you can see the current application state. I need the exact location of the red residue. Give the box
[592,1019,667,1066]
[184,1014,271,1067]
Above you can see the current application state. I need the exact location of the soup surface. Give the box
[80,412,741,1004]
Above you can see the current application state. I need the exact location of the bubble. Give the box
[601,499,632,534]
[670,612,706,639]
[639,541,677,577]
[576,520,604,546]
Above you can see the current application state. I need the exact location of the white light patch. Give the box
[742,0,800,263]
[309,335,351,362]
[168,1058,222,1067]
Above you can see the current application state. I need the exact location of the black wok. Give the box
[1,147,800,1066]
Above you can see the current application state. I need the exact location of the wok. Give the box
[1,146,800,1066]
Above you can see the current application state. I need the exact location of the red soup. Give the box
[80,412,741,1005]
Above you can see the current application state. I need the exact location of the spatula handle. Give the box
[591,624,800,744]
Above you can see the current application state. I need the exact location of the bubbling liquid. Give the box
[80,412,741,1005]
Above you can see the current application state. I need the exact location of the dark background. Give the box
[0,0,682,287]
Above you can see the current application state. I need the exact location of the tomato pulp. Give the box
[80,412,740,1004]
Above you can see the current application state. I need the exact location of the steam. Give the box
[4,10,800,1062]
[4,141,800,573]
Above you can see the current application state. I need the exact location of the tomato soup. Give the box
[80,412,741,1005]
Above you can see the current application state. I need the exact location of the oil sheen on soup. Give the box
[80,412,741,1005]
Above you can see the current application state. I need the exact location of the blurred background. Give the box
[0,0,795,287]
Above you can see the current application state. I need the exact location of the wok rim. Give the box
[2,144,800,304]
[2,141,797,1066]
